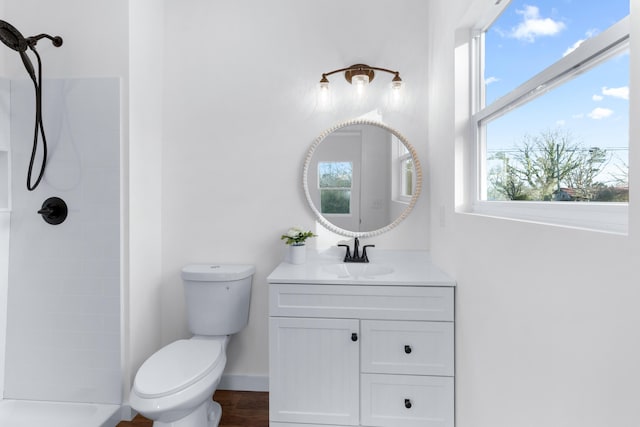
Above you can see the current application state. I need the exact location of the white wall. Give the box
[2,1,128,80]
[127,0,164,404]
[2,0,132,403]
[428,1,640,426]
[1,12,12,401]
[0,1,6,75]
[0,79,8,398]
[159,0,432,387]
[1,0,168,407]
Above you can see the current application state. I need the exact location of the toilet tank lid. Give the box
[181,264,255,281]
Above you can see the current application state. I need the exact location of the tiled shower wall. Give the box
[0,78,10,399]
[3,78,121,404]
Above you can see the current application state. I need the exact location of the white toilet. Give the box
[129,264,255,427]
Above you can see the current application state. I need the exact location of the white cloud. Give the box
[572,113,584,119]
[588,107,614,120]
[563,29,599,57]
[484,76,500,85]
[563,39,584,57]
[592,94,603,101]
[556,120,566,126]
[510,5,566,42]
[602,86,629,100]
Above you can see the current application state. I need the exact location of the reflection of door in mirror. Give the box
[359,125,391,231]
[308,130,361,232]
[308,125,392,232]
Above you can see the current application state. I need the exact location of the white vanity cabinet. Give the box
[268,256,455,427]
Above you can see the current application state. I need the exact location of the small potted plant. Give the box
[281,226,316,264]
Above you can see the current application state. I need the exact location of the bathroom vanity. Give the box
[267,250,455,427]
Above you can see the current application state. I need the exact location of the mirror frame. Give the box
[303,119,423,238]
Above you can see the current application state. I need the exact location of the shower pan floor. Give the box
[0,399,120,427]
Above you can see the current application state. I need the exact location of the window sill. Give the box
[470,201,628,235]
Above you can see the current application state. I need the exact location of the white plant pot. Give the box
[287,244,306,264]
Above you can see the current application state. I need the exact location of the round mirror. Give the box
[303,119,422,238]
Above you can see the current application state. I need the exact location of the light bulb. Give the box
[318,80,331,110]
[352,74,369,96]
[389,78,403,109]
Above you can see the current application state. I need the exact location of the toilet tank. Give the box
[181,264,255,336]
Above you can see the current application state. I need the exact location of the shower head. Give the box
[0,20,36,82]
[0,20,64,52]
[0,19,64,191]
[0,20,64,86]
[0,19,29,52]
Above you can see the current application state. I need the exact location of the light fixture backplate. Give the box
[344,64,375,84]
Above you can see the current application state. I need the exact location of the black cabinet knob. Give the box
[351,333,358,342]
[405,399,412,409]
[404,345,412,354]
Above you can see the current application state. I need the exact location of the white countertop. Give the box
[267,248,455,286]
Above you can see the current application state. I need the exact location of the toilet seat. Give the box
[133,339,224,399]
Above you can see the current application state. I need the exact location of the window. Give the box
[393,136,415,203]
[318,161,352,214]
[401,157,414,198]
[470,0,630,233]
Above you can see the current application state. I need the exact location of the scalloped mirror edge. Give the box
[303,119,423,238]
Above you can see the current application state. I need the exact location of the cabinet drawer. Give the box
[270,284,453,321]
[361,374,454,427]
[361,320,454,376]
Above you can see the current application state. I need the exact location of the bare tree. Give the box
[488,152,529,200]
[565,147,608,200]
[489,129,611,201]
[510,129,583,200]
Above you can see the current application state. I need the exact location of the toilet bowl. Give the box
[129,264,255,427]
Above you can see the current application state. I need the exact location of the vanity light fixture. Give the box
[319,63,404,96]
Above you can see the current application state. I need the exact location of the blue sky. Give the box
[484,0,629,172]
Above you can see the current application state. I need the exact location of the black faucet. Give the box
[338,237,375,263]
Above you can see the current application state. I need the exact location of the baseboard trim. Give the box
[115,405,135,423]
[218,374,269,392]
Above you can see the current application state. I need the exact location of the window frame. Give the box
[468,6,631,234]
[317,161,353,216]
[400,154,414,200]
[392,136,414,204]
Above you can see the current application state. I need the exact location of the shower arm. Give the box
[27,33,63,48]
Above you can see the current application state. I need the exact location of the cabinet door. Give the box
[269,317,360,425]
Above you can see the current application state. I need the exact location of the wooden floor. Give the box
[116,390,269,427]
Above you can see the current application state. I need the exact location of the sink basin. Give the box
[322,263,394,278]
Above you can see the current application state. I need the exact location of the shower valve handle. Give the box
[37,206,54,215]
[37,197,68,225]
